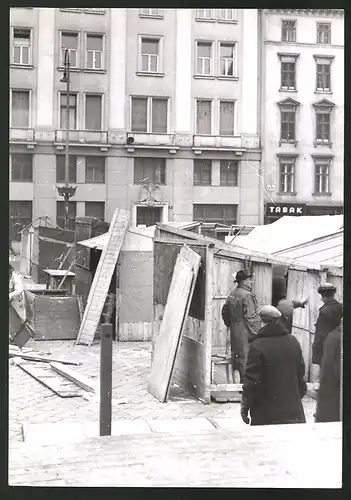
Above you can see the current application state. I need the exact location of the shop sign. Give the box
[266,203,306,216]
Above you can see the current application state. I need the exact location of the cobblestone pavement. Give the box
[9,339,317,443]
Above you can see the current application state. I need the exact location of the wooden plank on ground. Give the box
[8,348,82,366]
[76,208,130,346]
[50,362,96,393]
[148,245,201,402]
[11,358,82,398]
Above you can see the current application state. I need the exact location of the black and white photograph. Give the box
[9,7,343,488]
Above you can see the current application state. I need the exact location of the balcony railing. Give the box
[55,129,108,144]
[10,128,35,142]
[193,135,242,149]
[126,132,176,147]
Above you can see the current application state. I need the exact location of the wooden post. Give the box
[100,323,112,436]
[203,244,214,404]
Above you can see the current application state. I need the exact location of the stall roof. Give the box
[156,223,343,276]
[275,230,343,268]
[229,215,343,255]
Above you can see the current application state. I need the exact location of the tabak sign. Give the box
[266,203,306,217]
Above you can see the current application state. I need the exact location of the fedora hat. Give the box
[233,270,252,283]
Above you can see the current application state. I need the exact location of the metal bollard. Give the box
[100,322,113,436]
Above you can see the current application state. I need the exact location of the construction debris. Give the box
[9,346,82,366]
[11,358,82,398]
[50,362,96,393]
[76,208,130,346]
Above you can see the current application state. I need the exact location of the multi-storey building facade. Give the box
[9,7,262,241]
[260,9,344,223]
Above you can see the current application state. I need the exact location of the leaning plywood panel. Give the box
[148,245,201,402]
[76,209,129,346]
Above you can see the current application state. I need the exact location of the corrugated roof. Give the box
[231,215,343,255]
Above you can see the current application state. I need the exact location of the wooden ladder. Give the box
[75,208,129,346]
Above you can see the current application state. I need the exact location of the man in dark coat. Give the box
[240,305,306,426]
[276,295,308,334]
[312,283,343,366]
[315,320,342,423]
[221,270,260,382]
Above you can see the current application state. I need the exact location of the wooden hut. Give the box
[152,223,343,404]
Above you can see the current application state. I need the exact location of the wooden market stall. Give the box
[152,223,343,403]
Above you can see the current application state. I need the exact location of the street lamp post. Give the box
[57,49,76,230]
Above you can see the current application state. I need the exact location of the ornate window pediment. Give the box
[313,99,335,109]
[277,97,300,108]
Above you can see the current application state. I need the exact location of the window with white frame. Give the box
[194,159,211,186]
[219,101,235,136]
[85,202,105,220]
[281,20,296,42]
[140,8,162,16]
[193,204,237,225]
[278,53,299,90]
[220,160,238,186]
[279,157,295,193]
[196,100,212,134]
[12,28,31,65]
[85,94,102,130]
[140,37,160,73]
[315,56,332,91]
[314,158,331,194]
[134,158,166,185]
[196,9,214,20]
[11,90,30,128]
[10,201,32,241]
[10,154,33,182]
[59,92,77,129]
[56,155,77,183]
[85,156,105,183]
[219,42,236,77]
[131,97,168,133]
[60,31,79,68]
[279,101,298,142]
[86,33,103,70]
[136,206,162,227]
[218,9,237,21]
[196,41,212,76]
[314,106,332,143]
[317,23,331,44]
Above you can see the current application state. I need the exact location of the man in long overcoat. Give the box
[240,305,306,426]
[312,283,343,366]
[221,270,260,382]
[315,319,342,423]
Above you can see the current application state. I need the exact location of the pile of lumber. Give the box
[9,345,96,399]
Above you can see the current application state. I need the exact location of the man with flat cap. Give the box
[221,270,260,382]
[240,305,306,426]
[312,283,343,367]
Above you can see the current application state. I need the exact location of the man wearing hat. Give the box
[221,270,260,382]
[312,283,343,367]
[240,305,306,426]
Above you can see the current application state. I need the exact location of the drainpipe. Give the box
[257,9,265,226]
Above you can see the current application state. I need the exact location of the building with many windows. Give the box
[9,8,344,241]
[9,7,262,240]
[260,9,344,223]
